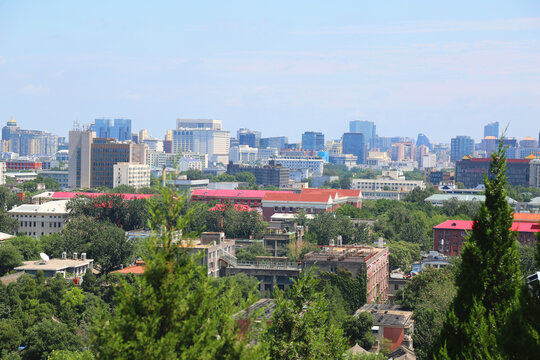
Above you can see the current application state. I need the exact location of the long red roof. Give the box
[434,219,539,233]
[51,192,155,200]
[191,189,292,199]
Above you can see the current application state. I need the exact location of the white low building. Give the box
[351,178,425,192]
[9,200,69,237]
[113,162,150,189]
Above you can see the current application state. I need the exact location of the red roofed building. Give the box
[433,219,539,256]
[190,189,292,210]
[114,261,147,274]
[262,188,362,221]
[208,204,255,212]
[32,191,155,203]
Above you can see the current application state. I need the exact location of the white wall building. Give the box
[272,157,325,176]
[173,119,230,164]
[351,178,425,192]
[9,200,69,238]
[530,159,540,188]
[257,148,278,164]
[230,145,258,164]
[0,161,5,185]
[113,163,150,189]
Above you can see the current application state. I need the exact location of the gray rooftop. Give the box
[355,304,413,327]
[15,258,93,271]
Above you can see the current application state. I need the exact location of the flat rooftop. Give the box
[302,245,386,262]
[355,304,413,327]
[15,258,93,271]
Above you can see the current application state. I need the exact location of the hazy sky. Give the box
[1,1,539,143]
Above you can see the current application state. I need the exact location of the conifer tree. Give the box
[91,188,259,359]
[433,140,521,359]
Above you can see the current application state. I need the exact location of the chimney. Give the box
[330,238,335,246]
[62,251,67,260]
[81,253,86,261]
[337,235,342,246]
[73,252,78,260]
[378,237,384,248]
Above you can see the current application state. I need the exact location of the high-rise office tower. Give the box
[237,128,261,148]
[349,120,376,149]
[483,122,499,138]
[173,119,230,164]
[91,118,132,141]
[260,136,288,150]
[450,136,474,162]
[301,131,325,151]
[342,133,365,164]
[416,133,431,150]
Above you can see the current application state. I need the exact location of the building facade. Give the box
[456,158,530,188]
[227,162,290,188]
[91,118,132,141]
[9,200,69,237]
[302,245,389,303]
[450,136,474,162]
[301,131,325,151]
[342,132,365,164]
[349,120,376,149]
[113,163,150,189]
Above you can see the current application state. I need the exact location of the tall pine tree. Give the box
[433,140,522,359]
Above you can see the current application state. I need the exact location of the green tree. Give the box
[23,318,84,360]
[398,267,456,360]
[262,267,348,359]
[235,172,257,187]
[433,141,522,359]
[4,236,42,260]
[343,312,375,349]
[0,212,18,234]
[236,242,271,261]
[0,243,23,276]
[387,241,421,271]
[91,188,257,359]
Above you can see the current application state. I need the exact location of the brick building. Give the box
[190,189,292,210]
[302,244,388,303]
[433,219,539,256]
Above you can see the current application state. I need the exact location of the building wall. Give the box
[342,133,365,164]
[113,163,150,189]
[68,130,93,188]
[531,159,540,188]
[351,178,424,192]
[456,158,530,188]
[91,140,131,188]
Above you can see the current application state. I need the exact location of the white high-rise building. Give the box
[113,163,150,189]
[173,119,230,164]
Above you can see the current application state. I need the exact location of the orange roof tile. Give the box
[513,213,540,223]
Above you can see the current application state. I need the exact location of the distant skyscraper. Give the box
[416,133,431,150]
[342,133,365,164]
[302,131,325,151]
[450,136,474,162]
[173,119,230,164]
[91,118,132,141]
[237,128,261,148]
[349,120,376,149]
[483,122,499,138]
[260,136,287,150]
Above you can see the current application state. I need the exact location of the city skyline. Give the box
[1,1,540,142]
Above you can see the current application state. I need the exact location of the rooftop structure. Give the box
[15,255,93,278]
[355,303,414,352]
[424,193,517,207]
[302,244,388,303]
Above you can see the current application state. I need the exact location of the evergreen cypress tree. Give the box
[433,140,521,359]
[91,188,260,359]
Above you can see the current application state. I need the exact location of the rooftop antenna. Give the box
[40,252,49,263]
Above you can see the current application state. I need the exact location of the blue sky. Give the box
[1,1,539,143]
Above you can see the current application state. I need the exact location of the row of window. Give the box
[19,221,63,228]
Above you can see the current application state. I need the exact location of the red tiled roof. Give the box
[114,262,146,274]
[433,220,473,230]
[208,204,256,212]
[302,188,361,198]
[434,220,539,233]
[511,222,540,233]
[263,192,333,203]
[191,189,291,199]
[52,192,154,200]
